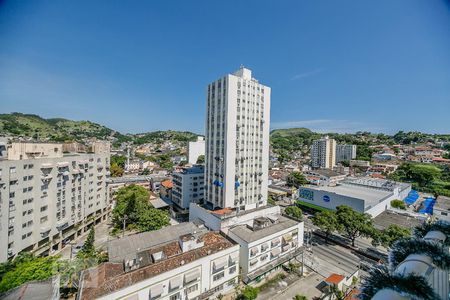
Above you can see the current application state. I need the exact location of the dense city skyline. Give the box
[1,0,449,134]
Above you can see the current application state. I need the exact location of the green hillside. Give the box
[0,113,126,143]
[133,130,199,145]
[270,128,321,152]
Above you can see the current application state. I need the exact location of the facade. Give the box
[311,136,336,169]
[227,215,304,283]
[171,165,205,221]
[78,223,240,300]
[188,137,205,165]
[297,178,411,217]
[335,144,357,163]
[0,142,110,262]
[205,67,271,210]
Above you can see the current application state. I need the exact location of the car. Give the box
[71,243,84,256]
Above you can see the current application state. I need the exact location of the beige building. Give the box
[0,141,111,262]
[311,136,336,169]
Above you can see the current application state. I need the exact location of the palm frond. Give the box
[358,265,440,300]
[389,238,450,270]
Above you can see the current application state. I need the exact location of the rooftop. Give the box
[160,179,173,189]
[1,277,59,300]
[306,169,343,178]
[434,196,450,211]
[79,231,234,300]
[229,215,299,243]
[108,222,206,262]
[373,210,424,230]
[325,273,345,285]
[304,184,392,209]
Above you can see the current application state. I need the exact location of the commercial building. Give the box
[335,144,357,163]
[297,177,411,217]
[205,67,271,210]
[227,215,304,283]
[311,136,336,169]
[0,142,110,262]
[78,223,240,300]
[188,136,205,165]
[171,165,205,221]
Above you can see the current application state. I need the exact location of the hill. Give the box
[0,113,198,147]
[270,128,321,152]
[0,113,129,144]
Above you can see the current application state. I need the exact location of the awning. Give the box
[282,244,291,252]
[184,269,200,284]
[271,238,280,246]
[271,248,281,257]
[282,234,293,243]
[149,284,163,298]
[169,276,183,290]
[40,163,53,168]
[63,171,70,176]
[213,257,228,271]
[250,247,259,256]
[229,252,239,264]
[261,243,269,251]
[72,169,80,174]
[57,162,69,168]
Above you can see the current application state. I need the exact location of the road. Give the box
[57,220,112,260]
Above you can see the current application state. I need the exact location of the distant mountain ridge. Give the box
[0,113,200,146]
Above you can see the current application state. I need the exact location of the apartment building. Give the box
[335,144,357,163]
[188,137,205,165]
[171,165,205,221]
[205,67,271,210]
[311,136,336,169]
[0,141,110,262]
[227,215,304,283]
[78,223,240,300]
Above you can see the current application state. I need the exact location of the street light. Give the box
[122,214,128,238]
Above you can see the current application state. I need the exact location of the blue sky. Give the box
[1,0,449,134]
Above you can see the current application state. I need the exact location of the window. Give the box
[40,216,48,223]
[213,272,225,282]
[229,266,237,274]
[10,167,16,174]
[186,284,198,294]
[169,293,181,300]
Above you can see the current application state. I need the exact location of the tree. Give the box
[196,155,205,164]
[286,171,308,188]
[390,199,406,210]
[371,225,410,248]
[110,162,124,177]
[79,226,96,257]
[335,205,374,247]
[137,205,170,232]
[284,206,303,220]
[293,295,307,300]
[312,210,339,243]
[268,194,276,205]
[0,255,60,293]
[237,286,259,300]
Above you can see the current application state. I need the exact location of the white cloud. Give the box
[290,68,324,81]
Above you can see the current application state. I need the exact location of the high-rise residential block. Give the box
[311,136,336,169]
[0,141,111,262]
[336,144,357,163]
[204,67,271,210]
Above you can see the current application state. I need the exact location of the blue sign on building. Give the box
[323,195,330,202]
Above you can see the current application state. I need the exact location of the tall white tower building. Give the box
[336,144,357,163]
[311,136,336,169]
[205,67,271,210]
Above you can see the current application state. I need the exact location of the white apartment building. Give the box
[336,144,357,163]
[227,215,304,283]
[0,142,110,262]
[311,136,336,169]
[78,223,240,300]
[171,165,205,221]
[188,137,205,165]
[205,67,271,210]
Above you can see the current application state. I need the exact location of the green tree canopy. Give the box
[286,171,308,188]
[390,199,406,210]
[312,210,339,242]
[237,286,259,300]
[336,205,374,247]
[371,225,411,248]
[110,163,124,177]
[196,155,205,164]
[284,206,303,220]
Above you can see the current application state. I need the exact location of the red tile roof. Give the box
[161,180,173,189]
[325,273,345,285]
